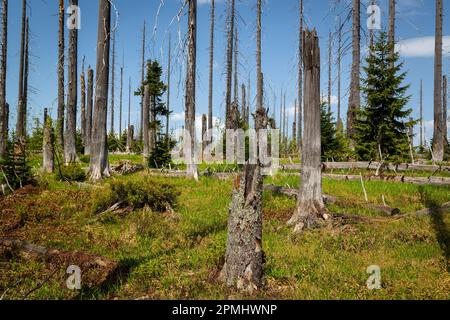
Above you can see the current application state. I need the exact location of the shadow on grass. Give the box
[419,186,450,272]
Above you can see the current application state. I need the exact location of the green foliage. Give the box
[56,163,86,182]
[355,32,415,164]
[321,103,352,161]
[148,138,176,168]
[27,118,44,152]
[0,140,33,191]
[91,176,179,213]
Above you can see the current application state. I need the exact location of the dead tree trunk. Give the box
[208,0,215,140]
[444,75,448,144]
[110,29,116,136]
[337,17,342,130]
[185,0,198,180]
[225,0,235,129]
[388,0,396,63]
[85,67,93,155]
[233,28,239,106]
[119,65,123,138]
[89,0,111,181]
[433,0,444,162]
[23,18,29,132]
[65,0,78,164]
[297,0,303,151]
[221,0,265,292]
[42,108,54,174]
[142,84,150,160]
[327,31,332,114]
[201,114,207,161]
[15,0,26,142]
[139,22,146,141]
[241,84,246,125]
[293,99,297,145]
[288,29,328,233]
[80,59,86,147]
[127,77,132,152]
[347,0,360,143]
[0,0,7,157]
[166,34,171,142]
[57,0,64,150]
[420,79,423,149]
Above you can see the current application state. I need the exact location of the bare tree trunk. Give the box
[65,0,78,164]
[208,0,214,139]
[142,84,150,159]
[293,99,297,145]
[201,114,207,161]
[444,75,448,144]
[0,0,7,157]
[370,0,375,50]
[420,79,423,148]
[89,0,111,181]
[288,29,328,233]
[233,28,239,106]
[42,108,54,174]
[247,78,250,125]
[241,84,246,125]
[23,18,29,132]
[127,76,132,152]
[119,65,123,138]
[16,0,26,142]
[433,0,444,162]
[166,34,171,142]
[347,0,360,143]
[57,0,64,150]
[225,0,235,129]
[388,0,396,61]
[139,22,146,141]
[221,0,265,292]
[337,17,342,130]
[297,0,303,150]
[80,59,86,147]
[185,0,198,180]
[85,67,93,155]
[327,31,332,114]
[110,29,115,136]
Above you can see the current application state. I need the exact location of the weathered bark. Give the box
[433,0,444,162]
[221,0,265,293]
[139,22,146,141]
[443,75,448,144]
[233,28,239,106]
[225,0,236,129]
[293,99,297,145]
[166,34,171,141]
[42,108,54,174]
[0,0,7,157]
[85,67,93,155]
[347,0,360,142]
[64,0,78,164]
[370,0,375,50]
[15,0,26,142]
[201,114,207,161]
[185,0,198,180]
[119,65,123,138]
[297,0,303,150]
[89,0,111,182]
[420,79,424,148]
[110,29,116,136]
[142,84,150,159]
[288,29,328,233]
[22,18,29,131]
[208,0,214,138]
[327,31,332,114]
[337,17,343,130]
[57,0,65,150]
[241,84,246,125]
[126,77,132,152]
[388,0,396,62]
[80,60,86,146]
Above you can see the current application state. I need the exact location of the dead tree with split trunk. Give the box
[185,0,198,180]
[42,108,54,174]
[288,29,329,234]
[220,0,266,293]
[89,0,111,181]
[65,0,79,164]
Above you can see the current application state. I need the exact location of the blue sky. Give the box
[3,0,449,144]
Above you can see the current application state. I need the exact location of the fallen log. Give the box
[281,162,450,173]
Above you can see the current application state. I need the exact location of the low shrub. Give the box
[91,176,179,214]
[56,163,86,182]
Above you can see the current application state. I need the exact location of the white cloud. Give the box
[396,36,450,58]
[321,95,338,106]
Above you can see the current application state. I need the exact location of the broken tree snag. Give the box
[288,29,328,233]
[42,108,54,174]
[220,0,265,293]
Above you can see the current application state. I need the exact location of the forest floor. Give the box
[0,155,449,300]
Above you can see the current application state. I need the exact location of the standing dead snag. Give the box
[297,0,303,151]
[57,0,65,150]
[42,108,54,174]
[16,0,26,142]
[142,84,150,160]
[221,0,265,292]
[85,67,93,155]
[208,0,215,142]
[288,29,328,233]
[0,0,7,158]
[89,0,111,182]
[80,59,86,147]
[185,0,198,180]
[444,75,448,144]
[433,0,444,162]
[225,0,236,129]
[65,0,79,164]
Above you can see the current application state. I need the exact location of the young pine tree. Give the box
[321,103,349,161]
[355,32,415,163]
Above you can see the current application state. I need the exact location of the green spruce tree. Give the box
[321,102,349,161]
[355,32,415,163]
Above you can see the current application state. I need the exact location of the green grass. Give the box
[0,170,449,300]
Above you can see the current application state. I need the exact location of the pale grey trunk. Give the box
[57,0,65,150]
[225,0,235,129]
[85,67,93,155]
[208,0,214,138]
[420,79,423,148]
[42,108,54,174]
[297,0,303,150]
[347,0,360,142]
[127,77,132,152]
[119,65,123,138]
[433,0,444,161]
[233,28,239,106]
[443,75,448,144]
[139,22,146,141]
[80,61,86,146]
[337,17,342,130]
[327,31,332,114]
[142,84,150,159]
[64,0,78,164]
[221,0,265,292]
[241,84,246,125]
[201,114,207,161]
[185,0,198,180]
[388,0,396,59]
[0,0,7,157]
[288,29,328,233]
[166,35,171,141]
[110,29,115,136]
[16,0,26,142]
[89,0,111,181]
